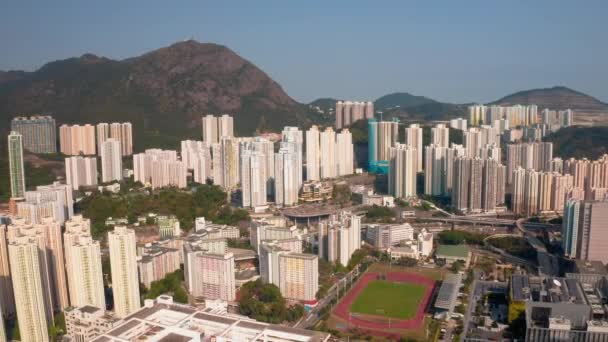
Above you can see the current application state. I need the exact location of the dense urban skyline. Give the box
[1,1,607,103]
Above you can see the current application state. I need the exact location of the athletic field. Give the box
[350,280,427,319]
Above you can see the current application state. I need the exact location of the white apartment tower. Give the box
[431,123,450,148]
[8,236,51,342]
[240,148,268,209]
[274,144,300,207]
[319,127,336,179]
[389,144,417,198]
[336,128,354,176]
[306,126,320,181]
[404,124,423,172]
[65,156,98,190]
[108,226,140,317]
[100,138,122,183]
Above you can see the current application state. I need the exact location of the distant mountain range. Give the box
[491,86,608,112]
[310,87,608,123]
[1,40,606,149]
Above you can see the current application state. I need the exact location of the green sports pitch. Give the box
[349,280,427,319]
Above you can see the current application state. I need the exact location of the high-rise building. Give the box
[281,127,303,186]
[445,144,466,195]
[506,142,553,184]
[138,244,180,289]
[389,144,417,198]
[134,149,187,189]
[108,226,140,317]
[450,118,468,131]
[100,138,122,183]
[183,240,235,301]
[404,124,423,172]
[279,253,318,302]
[240,147,267,210]
[10,116,57,154]
[275,143,300,207]
[319,211,361,266]
[563,199,608,263]
[8,131,26,199]
[319,127,336,179]
[65,156,98,190]
[108,122,133,156]
[201,114,234,145]
[59,124,96,156]
[96,123,109,155]
[336,129,354,176]
[368,118,399,173]
[335,101,373,129]
[0,225,15,317]
[306,126,320,181]
[65,235,105,309]
[64,216,103,306]
[431,123,450,148]
[8,235,52,342]
[18,182,74,225]
[424,144,447,196]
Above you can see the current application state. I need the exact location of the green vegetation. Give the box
[227,238,254,250]
[394,256,418,267]
[77,184,249,239]
[364,205,395,222]
[238,279,304,324]
[350,280,427,319]
[544,126,608,160]
[451,260,466,273]
[438,230,487,245]
[487,236,537,261]
[347,248,369,271]
[50,312,66,340]
[332,183,352,206]
[142,269,188,304]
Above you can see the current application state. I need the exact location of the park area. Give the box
[350,280,427,319]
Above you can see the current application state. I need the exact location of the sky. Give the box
[1,1,607,104]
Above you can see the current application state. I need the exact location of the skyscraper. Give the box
[65,156,98,190]
[424,144,447,196]
[64,216,105,309]
[107,122,133,156]
[108,226,140,317]
[319,127,336,179]
[404,124,423,172]
[201,114,218,145]
[8,131,26,198]
[59,124,96,156]
[306,126,320,181]
[10,116,57,154]
[100,138,122,183]
[431,123,450,148]
[275,143,300,207]
[218,114,234,138]
[0,225,15,317]
[281,127,303,186]
[563,199,608,263]
[336,128,354,176]
[8,236,51,342]
[389,144,417,198]
[240,147,267,209]
[96,123,109,155]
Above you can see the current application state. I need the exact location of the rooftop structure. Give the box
[92,295,330,342]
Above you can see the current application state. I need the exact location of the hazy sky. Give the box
[1,1,607,104]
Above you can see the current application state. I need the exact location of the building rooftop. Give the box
[434,273,462,312]
[574,260,607,275]
[436,244,470,259]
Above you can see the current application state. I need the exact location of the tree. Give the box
[238,279,302,323]
[396,256,418,267]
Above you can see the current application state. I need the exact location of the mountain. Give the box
[492,86,608,111]
[0,40,318,148]
[374,92,437,111]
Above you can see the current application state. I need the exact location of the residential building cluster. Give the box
[318,211,361,267]
[60,122,132,156]
[468,104,573,134]
[335,100,374,129]
[562,199,608,263]
[133,148,187,189]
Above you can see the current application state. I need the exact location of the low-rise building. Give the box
[435,244,471,267]
[92,295,330,342]
[65,305,120,342]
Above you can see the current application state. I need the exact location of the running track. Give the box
[333,272,435,330]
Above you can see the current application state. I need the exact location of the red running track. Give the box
[333,272,435,331]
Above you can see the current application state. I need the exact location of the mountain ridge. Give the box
[0,40,315,145]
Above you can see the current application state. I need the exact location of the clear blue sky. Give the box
[1,1,607,104]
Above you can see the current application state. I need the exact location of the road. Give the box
[294,264,362,329]
[415,216,560,232]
